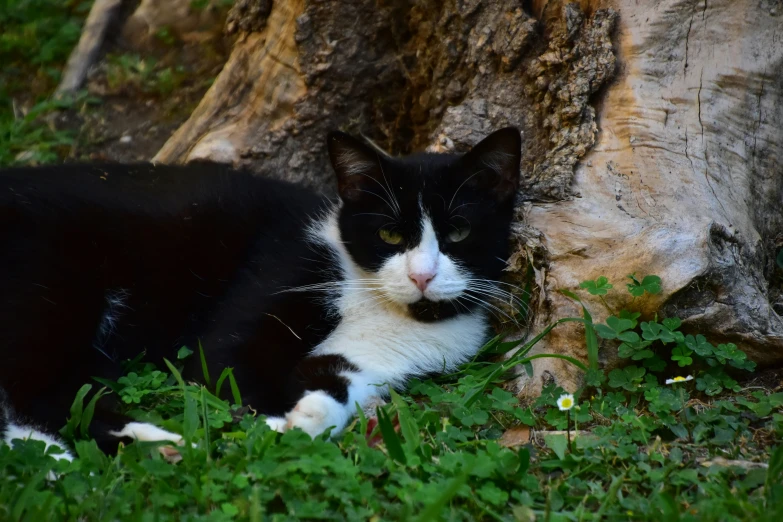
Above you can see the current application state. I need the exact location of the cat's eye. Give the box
[379,228,404,245]
[447,227,470,243]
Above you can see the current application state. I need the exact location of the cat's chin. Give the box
[407,298,461,322]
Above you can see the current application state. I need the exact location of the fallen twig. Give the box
[56,0,123,96]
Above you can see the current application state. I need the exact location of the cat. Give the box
[0,127,522,461]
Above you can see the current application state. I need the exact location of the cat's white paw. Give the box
[285,391,350,438]
[109,422,186,462]
[264,416,287,433]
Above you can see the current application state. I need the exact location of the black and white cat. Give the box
[0,127,521,460]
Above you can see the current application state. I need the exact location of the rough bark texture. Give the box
[150,0,783,398]
[513,0,783,398]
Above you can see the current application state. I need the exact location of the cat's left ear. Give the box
[327,131,386,203]
[457,127,522,202]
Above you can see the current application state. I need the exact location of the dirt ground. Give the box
[59,2,232,163]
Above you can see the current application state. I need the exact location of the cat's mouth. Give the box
[407,298,461,322]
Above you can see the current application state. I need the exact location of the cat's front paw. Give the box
[285,391,350,438]
[264,416,287,433]
[109,422,187,463]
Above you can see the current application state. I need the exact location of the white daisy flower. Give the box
[665,375,694,385]
[557,393,575,411]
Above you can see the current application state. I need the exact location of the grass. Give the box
[0,0,96,166]
[2,276,782,521]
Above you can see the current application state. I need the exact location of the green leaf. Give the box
[643,355,667,372]
[671,345,693,367]
[60,384,92,440]
[227,369,242,406]
[560,289,598,369]
[618,309,641,324]
[579,276,613,295]
[376,406,406,465]
[390,389,421,456]
[696,373,723,396]
[544,433,568,460]
[595,324,618,339]
[582,304,599,371]
[477,482,509,506]
[641,321,678,343]
[413,467,471,522]
[685,334,714,357]
[626,274,662,296]
[631,349,655,361]
[766,446,783,508]
[607,316,636,333]
[662,317,681,331]
[617,337,653,359]
[608,366,646,391]
[80,387,108,439]
[585,368,606,388]
[177,346,193,359]
[198,340,211,388]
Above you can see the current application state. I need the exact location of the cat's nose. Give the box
[409,272,435,292]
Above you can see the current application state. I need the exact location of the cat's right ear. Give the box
[327,132,385,202]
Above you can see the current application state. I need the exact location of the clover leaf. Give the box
[643,355,667,372]
[640,321,683,344]
[595,315,637,341]
[626,274,662,296]
[579,276,613,296]
[671,345,693,367]
[608,365,646,391]
[684,334,714,357]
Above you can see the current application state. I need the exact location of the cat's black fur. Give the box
[0,128,522,455]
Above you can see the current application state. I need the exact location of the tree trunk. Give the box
[151,0,783,397]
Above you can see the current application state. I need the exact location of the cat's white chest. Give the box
[313,287,488,386]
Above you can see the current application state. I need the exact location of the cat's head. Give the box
[327,128,521,322]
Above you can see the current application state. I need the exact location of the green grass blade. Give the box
[61,383,92,440]
[80,387,108,439]
[163,358,186,388]
[198,340,211,388]
[227,369,242,406]
[581,306,599,370]
[390,389,421,456]
[200,386,211,456]
[412,467,471,522]
[376,406,406,465]
[523,353,588,372]
[215,367,232,398]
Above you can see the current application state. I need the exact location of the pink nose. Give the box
[409,272,435,292]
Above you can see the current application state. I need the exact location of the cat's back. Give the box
[0,162,324,220]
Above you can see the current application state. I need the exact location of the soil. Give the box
[58,6,232,163]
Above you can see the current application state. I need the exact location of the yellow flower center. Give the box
[561,398,573,408]
[672,376,687,382]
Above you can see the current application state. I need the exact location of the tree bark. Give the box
[151,0,783,397]
[513,0,783,397]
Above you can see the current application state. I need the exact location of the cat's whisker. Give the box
[376,157,401,216]
[274,281,386,294]
[466,279,532,294]
[456,294,511,325]
[448,170,482,210]
[465,286,530,315]
[466,283,528,305]
[449,202,477,215]
[355,188,399,217]
[460,292,521,327]
[353,212,396,220]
